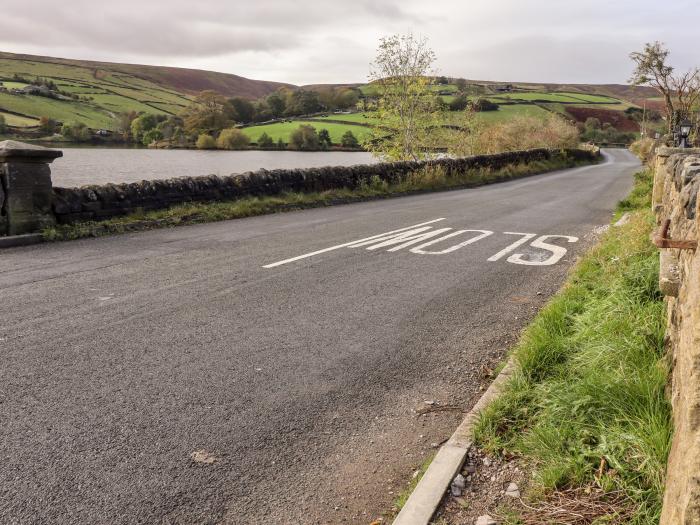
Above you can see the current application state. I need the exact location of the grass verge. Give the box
[42,154,595,242]
[473,168,670,524]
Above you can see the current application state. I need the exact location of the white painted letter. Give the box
[410,230,494,255]
[506,235,579,266]
[487,233,537,262]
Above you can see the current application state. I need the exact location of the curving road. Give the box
[0,149,639,524]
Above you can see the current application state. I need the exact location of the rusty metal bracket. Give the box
[653,219,698,250]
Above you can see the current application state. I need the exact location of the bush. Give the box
[0,114,6,134]
[318,129,332,149]
[196,134,217,149]
[142,129,163,146]
[277,138,286,150]
[289,124,320,150]
[257,132,274,148]
[471,98,499,112]
[449,94,469,111]
[61,121,91,142]
[341,130,360,148]
[216,128,250,150]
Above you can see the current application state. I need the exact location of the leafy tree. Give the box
[289,124,320,150]
[142,129,163,146]
[61,121,91,142]
[277,138,286,150]
[130,114,161,143]
[266,92,286,118]
[196,134,217,149]
[285,90,322,116]
[216,128,250,150]
[318,129,332,149]
[229,97,256,123]
[455,78,467,91]
[366,33,443,161]
[257,132,274,148]
[182,91,236,134]
[341,130,360,148]
[253,100,272,122]
[584,117,601,130]
[437,76,449,85]
[114,111,138,140]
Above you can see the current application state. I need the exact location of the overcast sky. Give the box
[1,0,698,86]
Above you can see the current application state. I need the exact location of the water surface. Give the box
[50,148,378,187]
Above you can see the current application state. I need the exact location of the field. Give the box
[241,120,372,144]
[0,111,39,127]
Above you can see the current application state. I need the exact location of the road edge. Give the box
[392,359,517,525]
[0,233,44,249]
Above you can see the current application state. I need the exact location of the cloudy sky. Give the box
[1,0,698,86]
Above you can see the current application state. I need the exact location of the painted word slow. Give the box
[263,218,578,269]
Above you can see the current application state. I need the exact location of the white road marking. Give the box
[262,218,446,268]
[506,235,579,266]
[410,230,494,255]
[487,233,537,262]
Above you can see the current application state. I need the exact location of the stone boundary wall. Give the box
[51,148,596,224]
[653,148,700,525]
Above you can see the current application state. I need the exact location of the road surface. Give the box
[0,150,639,524]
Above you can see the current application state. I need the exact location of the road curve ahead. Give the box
[0,150,639,524]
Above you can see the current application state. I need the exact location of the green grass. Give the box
[241,120,373,144]
[0,92,114,128]
[0,111,39,126]
[491,92,621,104]
[42,154,591,242]
[473,168,670,524]
[309,113,381,125]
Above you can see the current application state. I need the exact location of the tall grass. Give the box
[473,169,671,524]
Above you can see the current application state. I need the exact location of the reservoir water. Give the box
[49,148,378,187]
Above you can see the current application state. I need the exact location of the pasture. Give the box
[241,120,372,144]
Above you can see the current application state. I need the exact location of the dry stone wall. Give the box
[654,148,700,525]
[51,149,596,224]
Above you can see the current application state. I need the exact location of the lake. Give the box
[49,148,379,187]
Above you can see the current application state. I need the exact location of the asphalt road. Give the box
[0,150,639,524]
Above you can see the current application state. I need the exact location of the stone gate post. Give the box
[0,140,62,236]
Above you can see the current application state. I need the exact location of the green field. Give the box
[491,91,621,104]
[0,57,194,129]
[309,113,381,125]
[0,111,39,126]
[241,120,372,144]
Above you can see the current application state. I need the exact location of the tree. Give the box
[277,138,286,150]
[229,97,256,123]
[341,130,360,148]
[449,93,469,111]
[630,41,700,133]
[182,91,236,134]
[437,76,449,85]
[39,116,59,134]
[366,33,443,161]
[196,134,217,149]
[114,111,138,140]
[61,121,91,142]
[455,78,467,91]
[216,128,250,150]
[318,129,332,149]
[470,98,499,112]
[130,114,161,143]
[266,92,286,118]
[142,129,163,146]
[289,124,320,150]
[257,132,274,148]
[285,90,321,116]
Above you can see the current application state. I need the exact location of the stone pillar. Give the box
[0,140,62,236]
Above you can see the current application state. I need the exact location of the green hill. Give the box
[0,52,291,131]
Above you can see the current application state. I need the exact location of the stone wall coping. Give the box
[0,140,63,163]
[656,146,700,158]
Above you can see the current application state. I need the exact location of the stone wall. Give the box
[51,149,596,224]
[654,148,700,525]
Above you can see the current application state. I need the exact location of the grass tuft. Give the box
[473,168,671,524]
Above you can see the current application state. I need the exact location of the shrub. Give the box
[0,114,6,134]
[289,124,320,150]
[630,138,656,163]
[341,130,360,148]
[449,94,469,111]
[257,132,274,148]
[196,134,217,149]
[216,128,250,150]
[61,121,91,142]
[471,98,499,112]
[318,129,332,149]
[277,138,286,150]
[142,129,163,146]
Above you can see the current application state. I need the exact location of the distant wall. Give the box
[51,148,597,224]
[654,148,700,525]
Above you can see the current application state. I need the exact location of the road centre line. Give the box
[262,218,447,268]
